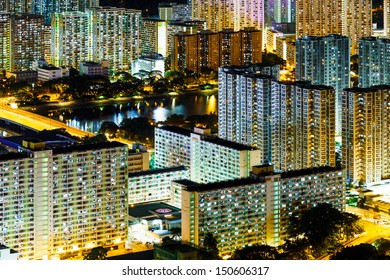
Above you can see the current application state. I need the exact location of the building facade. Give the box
[192,0,265,32]
[154,126,260,184]
[51,11,91,69]
[141,19,167,57]
[296,0,371,55]
[173,28,262,73]
[271,81,336,171]
[358,37,390,88]
[0,141,128,260]
[342,86,390,185]
[296,34,350,135]
[178,165,345,257]
[218,64,280,164]
[51,7,141,71]
[128,166,188,205]
[31,0,100,24]
[0,13,44,72]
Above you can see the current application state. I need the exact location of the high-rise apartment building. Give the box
[296,0,371,54]
[141,18,167,57]
[2,0,33,13]
[344,0,372,54]
[0,13,44,72]
[271,81,336,171]
[154,126,261,184]
[173,28,262,73]
[358,37,390,88]
[0,141,128,260]
[192,0,264,32]
[178,165,345,257]
[0,13,11,72]
[342,86,390,185]
[385,0,390,37]
[166,20,205,57]
[11,14,44,71]
[32,0,100,24]
[218,66,276,164]
[217,64,280,164]
[92,7,142,71]
[51,7,142,71]
[159,2,191,21]
[51,11,91,69]
[296,34,350,135]
[266,0,296,24]
[296,0,343,38]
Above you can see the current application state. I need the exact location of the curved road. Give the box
[0,104,95,138]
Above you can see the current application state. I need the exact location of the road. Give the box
[318,206,390,259]
[0,103,142,149]
[0,103,95,138]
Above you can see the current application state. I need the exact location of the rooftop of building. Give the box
[299,34,349,40]
[280,166,343,179]
[155,243,198,253]
[202,137,257,151]
[168,20,205,26]
[0,152,28,161]
[128,166,187,178]
[52,141,126,155]
[157,125,256,150]
[157,125,192,137]
[176,166,344,192]
[80,61,101,67]
[175,178,258,192]
[39,65,61,71]
[142,17,166,22]
[276,81,334,90]
[128,202,181,220]
[1,131,76,149]
[344,86,390,92]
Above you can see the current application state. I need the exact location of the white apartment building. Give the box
[0,141,128,260]
[37,65,62,82]
[154,126,260,184]
[218,65,280,164]
[178,165,345,257]
[128,166,188,205]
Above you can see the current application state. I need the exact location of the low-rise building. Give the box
[177,165,345,257]
[0,244,19,260]
[128,166,188,205]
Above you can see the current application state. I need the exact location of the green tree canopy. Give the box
[98,121,119,137]
[330,244,384,260]
[202,232,219,258]
[231,244,280,260]
[83,246,108,260]
[287,203,363,257]
[373,238,390,256]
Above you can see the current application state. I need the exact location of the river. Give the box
[24,93,218,133]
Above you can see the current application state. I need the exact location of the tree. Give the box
[161,236,176,246]
[98,121,119,137]
[231,244,280,260]
[287,203,363,258]
[202,232,219,258]
[83,246,108,260]
[374,238,390,256]
[278,239,310,260]
[330,244,383,260]
[82,134,108,144]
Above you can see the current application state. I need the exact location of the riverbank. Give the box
[20,88,217,112]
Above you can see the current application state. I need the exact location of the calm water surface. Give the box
[27,94,218,133]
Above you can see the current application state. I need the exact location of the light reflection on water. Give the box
[32,94,218,133]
